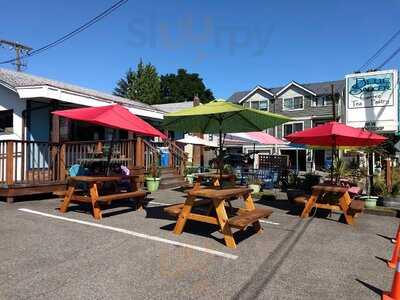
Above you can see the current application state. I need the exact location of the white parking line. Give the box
[147,201,171,206]
[18,208,238,260]
[259,220,280,225]
[147,201,280,226]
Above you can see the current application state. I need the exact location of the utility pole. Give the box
[0,40,32,71]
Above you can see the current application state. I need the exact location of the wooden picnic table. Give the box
[59,175,146,220]
[193,173,236,190]
[300,184,364,225]
[165,186,272,248]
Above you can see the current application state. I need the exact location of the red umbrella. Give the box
[285,121,387,182]
[284,121,386,147]
[52,104,166,139]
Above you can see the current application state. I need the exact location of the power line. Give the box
[358,28,400,71]
[377,45,400,69]
[0,0,128,65]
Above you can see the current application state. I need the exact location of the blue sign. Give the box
[347,72,394,108]
[350,77,391,96]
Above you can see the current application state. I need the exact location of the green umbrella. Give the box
[162,99,291,178]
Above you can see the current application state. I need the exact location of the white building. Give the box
[0,68,164,142]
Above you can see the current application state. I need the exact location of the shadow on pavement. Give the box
[375,255,389,264]
[355,279,382,296]
[55,199,139,218]
[377,233,395,242]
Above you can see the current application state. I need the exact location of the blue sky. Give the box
[1,0,400,99]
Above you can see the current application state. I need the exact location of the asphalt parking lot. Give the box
[0,189,397,299]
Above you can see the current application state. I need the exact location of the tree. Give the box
[160,69,214,103]
[113,60,161,105]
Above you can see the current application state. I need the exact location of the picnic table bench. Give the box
[299,184,364,225]
[60,175,147,220]
[165,186,272,248]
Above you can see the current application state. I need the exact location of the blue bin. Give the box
[160,148,169,167]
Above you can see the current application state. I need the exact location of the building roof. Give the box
[0,68,163,113]
[152,101,194,113]
[228,79,346,103]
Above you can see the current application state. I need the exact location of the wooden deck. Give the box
[0,138,187,203]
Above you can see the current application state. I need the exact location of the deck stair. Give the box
[159,168,186,189]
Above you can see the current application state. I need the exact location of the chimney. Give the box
[193,94,200,107]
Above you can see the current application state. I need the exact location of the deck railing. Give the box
[142,138,159,172]
[166,140,187,175]
[0,140,62,185]
[0,138,187,186]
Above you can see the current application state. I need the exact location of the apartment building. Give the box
[228,80,345,171]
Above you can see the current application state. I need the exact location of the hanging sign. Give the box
[345,69,398,132]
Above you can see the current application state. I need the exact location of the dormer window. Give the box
[282,97,303,111]
[312,95,333,107]
[243,99,269,111]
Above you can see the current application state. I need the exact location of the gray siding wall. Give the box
[242,85,342,139]
[273,86,337,119]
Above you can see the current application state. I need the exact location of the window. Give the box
[324,95,333,106]
[313,119,329,127]
[208,134,213,141]
[312,95,333,106]
[283,122,303,137]
[283,97,303,110]
[251,101,259,110]
[259,100,268,110]
[313,96,325,107]
[0,110,13,132]
[243,102,250,108]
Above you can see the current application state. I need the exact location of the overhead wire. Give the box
[0,0,128,65]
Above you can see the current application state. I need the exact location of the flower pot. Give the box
[248,184,260,194]
[146,177,160,192]
[360,196,379,208]
[186,174,194,185]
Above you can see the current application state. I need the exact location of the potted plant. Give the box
[145,163,161,192]
[248,177,262,194]
[374,170,400,208]
[184,166,198,185]
[286,171,308,203]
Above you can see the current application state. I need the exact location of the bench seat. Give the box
[293,195,308,205]
[228,208,273,229]
[348,199,364,214]
[164,199,214,217]
[164,203,185,217]
[98,191,147,203]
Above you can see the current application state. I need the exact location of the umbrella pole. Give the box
[106,134,115,176]
[331,136,336,184]
[219,128,223,182]
[253,143,256,169]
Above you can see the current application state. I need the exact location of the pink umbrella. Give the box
[230,132,286,145]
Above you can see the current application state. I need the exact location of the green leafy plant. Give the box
[287,171,300,188]
[333,158,351,183]
[303,173,321,192]
[223,164,233,174]
[374,167,400,197]
[184,166,199,176]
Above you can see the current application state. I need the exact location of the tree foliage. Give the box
[114,62,214,105]
[160,69,214,103]
[113,60,161,105]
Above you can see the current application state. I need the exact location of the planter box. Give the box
[383,196,400,209]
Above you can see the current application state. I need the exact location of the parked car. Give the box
[209,153,254,169]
